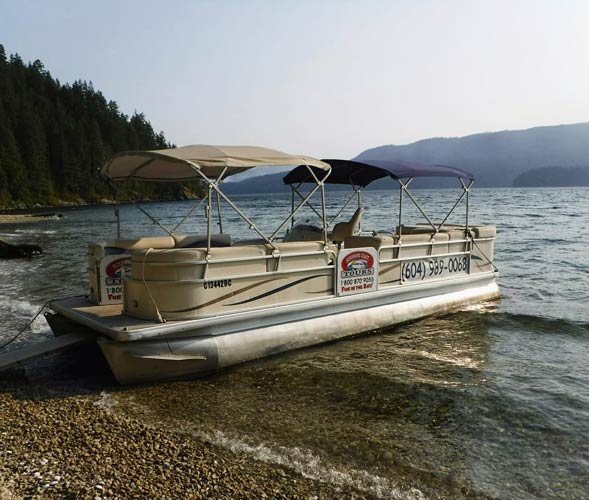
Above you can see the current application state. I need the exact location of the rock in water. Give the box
[0,239,43,258]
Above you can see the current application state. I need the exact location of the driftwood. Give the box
[0,239,43,259]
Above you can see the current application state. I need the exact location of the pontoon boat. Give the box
[4,146,500,383]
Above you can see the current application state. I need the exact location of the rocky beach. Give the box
[0,369,375,500]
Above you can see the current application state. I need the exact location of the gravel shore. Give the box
[0,376,375,500]
[0,214,61,225]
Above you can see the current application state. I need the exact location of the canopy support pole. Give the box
[206,184,213,257]
[305,166,329,245]
[461,178,473,236]
[397,178,413,240]
[171,196,208,234]
[135,205,175,237]
[216,190,223,234]
[328,186,360,226]
[435,179,474,232]
[290,186,295,228]
[269,165,330,242]
[397,178,438,233]
[115,206,121,239]
[184,161,278,250]
[206,167,228,256]
[358,188,362,231]
[292,186,324,221]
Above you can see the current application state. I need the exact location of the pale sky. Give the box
[1,0,588,158]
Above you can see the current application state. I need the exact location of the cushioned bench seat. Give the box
[131,245,268,281]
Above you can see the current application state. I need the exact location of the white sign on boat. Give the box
[336,247,379,296]
[99,254,131,304]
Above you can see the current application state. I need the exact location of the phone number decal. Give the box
[401,256,469,282]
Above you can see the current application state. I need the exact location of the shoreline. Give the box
[0,374,376,500]
[0,213,64,225]
[0,197,203,223]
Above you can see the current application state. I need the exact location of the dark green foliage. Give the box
[0,44,202,208]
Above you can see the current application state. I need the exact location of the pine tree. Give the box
[0,47,202,208]
[0,119,32,206]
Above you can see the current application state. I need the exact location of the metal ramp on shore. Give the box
[0,333,93,372]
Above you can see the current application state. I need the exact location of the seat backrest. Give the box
[174,233,232,248]
[332,207,364,243]
[471,225,496,239]
[344,234,397,250]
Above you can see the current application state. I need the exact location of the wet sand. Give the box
[0,373,375,500]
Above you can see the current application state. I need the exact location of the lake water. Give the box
[1,187,588,499]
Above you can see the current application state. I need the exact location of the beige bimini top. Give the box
[102,145,330,181]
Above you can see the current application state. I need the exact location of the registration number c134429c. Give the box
[401,255,469,282]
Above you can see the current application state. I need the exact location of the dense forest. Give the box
[0,44,200,209]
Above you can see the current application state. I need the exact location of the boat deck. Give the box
[51,297,160,337]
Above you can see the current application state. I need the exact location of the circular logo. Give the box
[342,251,374,271]
[105,257,131,279]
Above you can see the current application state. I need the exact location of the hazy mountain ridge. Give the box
[358,123,589,187]
[224,123,589,193]
[513,166,589,187]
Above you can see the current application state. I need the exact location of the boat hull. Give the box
[97,275,499,384]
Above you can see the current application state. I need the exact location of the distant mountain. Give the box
[222,172,391,194]
[357,123,589,188]
[223,172,292,194]
[224,122,589,193]
[513,166,589,187]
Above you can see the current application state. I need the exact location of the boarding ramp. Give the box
[0,332,94,372]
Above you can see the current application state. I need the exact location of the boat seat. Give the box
[398,224,495,240]
[130,244,268,281]
[89,236,176,259]
[344,234,398,261]
[470,225,496,239]
[173,233,232,248]
[442,228,467,240]
[87,237,178,305]
[234,238,269,245]
[398,232,449,258]
[344,234,397,250]
[395,225,439,235]
[332,208,364,244]
[283,224,323,242]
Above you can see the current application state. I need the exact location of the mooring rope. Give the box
[0,294,89,351]
[142,248,165,323]
[472,238,499,273]
[0,300,51,351]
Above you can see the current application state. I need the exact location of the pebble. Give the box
[0,385,375,500]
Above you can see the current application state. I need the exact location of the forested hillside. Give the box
[512,166,589,187]
[0,44,199,208]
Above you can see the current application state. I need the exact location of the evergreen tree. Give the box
[0,44,201,208]
[0,119,32,205]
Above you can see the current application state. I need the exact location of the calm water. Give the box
[1,188,588,499]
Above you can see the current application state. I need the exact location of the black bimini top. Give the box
[283,159,474,188]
